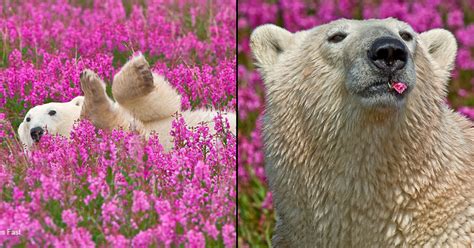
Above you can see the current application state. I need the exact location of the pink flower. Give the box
[186,229,205,248]
[62,209,80,228]
[222,224,236,248]
[391,82,408,94]
[132,229,155,247]
[458,89,468,97]
[39,175,62,201]
[106,234,130,248]
[12,187,24,202]
[204,221,219,239]
[102,198,122,225]
[447,10,464,28]
[458,107,474,120]
[261,192,273,210]
[132,190,150,213]
[53,227,95,247]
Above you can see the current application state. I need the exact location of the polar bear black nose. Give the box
[368,37,408,73]
[30,127,44,142]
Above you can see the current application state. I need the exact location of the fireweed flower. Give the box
[132,190,150,213]
[447,10,464,28]
[222,224,236,247]
[61,209,80,228]
[186,228,206,247]
[106,234,130,248]
[391,82,408,94]
[458,107,474,119]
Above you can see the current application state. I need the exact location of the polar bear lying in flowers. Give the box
[80,54,236,150]
[18,55,235,151]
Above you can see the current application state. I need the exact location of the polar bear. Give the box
[80,54,236,151]
[251,18,474,246]
[18,96,84,148]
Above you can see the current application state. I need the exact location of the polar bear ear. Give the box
[250,24,294,67]
[419,29,457,72]
[70,96,84,107]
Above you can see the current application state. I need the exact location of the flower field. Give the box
[238,0,474,246]
[0,0,236,247]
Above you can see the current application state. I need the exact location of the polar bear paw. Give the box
[80,69,113,126]
[112,55,155,104]
[80,69,107,103]
[132,55,154,90]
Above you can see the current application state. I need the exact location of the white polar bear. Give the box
[18,96,84,148]
[251,18,474,246]
[18,55,235,151]
[79,54,236,151]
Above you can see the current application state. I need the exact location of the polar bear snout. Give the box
[368,37,408,73]
[346,33,416,109]
[30,126,44,142]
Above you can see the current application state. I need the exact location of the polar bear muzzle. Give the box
[30,126,44,142]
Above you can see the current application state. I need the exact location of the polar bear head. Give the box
[250,18,457,112]
[18,96,84,148]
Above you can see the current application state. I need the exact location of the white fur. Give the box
[18,96,84,149]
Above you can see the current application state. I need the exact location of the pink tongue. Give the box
[391,82,407,94]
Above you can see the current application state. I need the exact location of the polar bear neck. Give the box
[264,88,450,197]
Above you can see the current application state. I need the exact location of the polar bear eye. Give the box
[328,33,347,43]
[48,110,57,116]
[399,31,413,41]
[26,117,31,122]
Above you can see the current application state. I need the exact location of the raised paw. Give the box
[112,55,155,104]
[132,56,154,89]
[80,69,111,122]
[80,69,107,102]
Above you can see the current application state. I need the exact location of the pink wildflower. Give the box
[106,235,130,248]
[391,82,408,94]
[222,224,236,248]
[132,190,150,213]
[62,209,80,228]
[186,229,206,247]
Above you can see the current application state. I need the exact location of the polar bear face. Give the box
[323,18,418,109]
[18,96,84,148]
[251,18,457,111]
